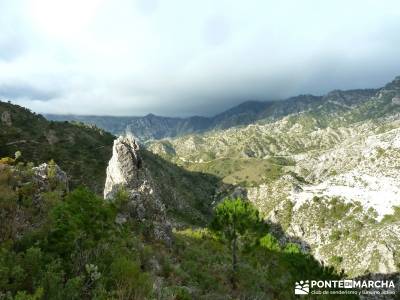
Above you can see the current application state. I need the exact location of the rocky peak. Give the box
[104,135,142,197]
[104,135,172,244]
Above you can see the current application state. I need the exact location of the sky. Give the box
[1,0,400,116]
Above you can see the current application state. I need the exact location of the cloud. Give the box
[0,82,59,100]
[1,0,400,116]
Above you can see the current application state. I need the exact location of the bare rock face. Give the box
[33,162,69,194]
[1,111,12,126]
[392,96,400,105]
[104,135,172,245]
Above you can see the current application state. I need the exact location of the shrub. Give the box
[109,257,152,300]
[259,234,281,252]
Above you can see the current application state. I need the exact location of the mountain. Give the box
[0,101,362,299]
[148,76,400,278]
[45,113,210,141]
[45,88,377,142]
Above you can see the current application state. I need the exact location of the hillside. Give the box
[0,100,114,193]
[148,76,400,277]
[0,102,360,299]
[0,100,221,226]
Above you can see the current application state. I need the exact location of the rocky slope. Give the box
[147,76,400,277]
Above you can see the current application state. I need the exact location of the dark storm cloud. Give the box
[0,83,59,101]
[1,0,400,116]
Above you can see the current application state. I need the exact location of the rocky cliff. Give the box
[104,135,172,244]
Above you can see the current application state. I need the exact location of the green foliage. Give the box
[329,255,344,266]
[0,101,114,193]
[172,228,354,299]
[259,233,281,251]
[381,206,400,223]
[330,230,342,241]
[46,187,115,257]
[210,197,262,243]
[210,197,264,286]
[0,98,374,299]
[141,149,219,225]
[0,161,358,300]
[109,257,152,300]
[0,180,153,299]
[185,157,291,186]
[283,243,301,254]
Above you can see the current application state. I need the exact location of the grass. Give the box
[184,156,294,186]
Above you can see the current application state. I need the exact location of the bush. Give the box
[46,187,116,257]
[109,257,152,300]
[259,234,281,252]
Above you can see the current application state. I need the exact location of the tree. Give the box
[210,198,262,281]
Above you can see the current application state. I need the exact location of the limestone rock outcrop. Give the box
[104,135,172,244]
[1,110,12,126]
[33,162,69,194]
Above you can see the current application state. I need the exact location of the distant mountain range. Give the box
[146,75,400,277]
[45,87,378,141]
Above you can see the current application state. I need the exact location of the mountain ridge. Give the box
[45,85,381,141]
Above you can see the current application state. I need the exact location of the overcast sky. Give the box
[1,0,400,116]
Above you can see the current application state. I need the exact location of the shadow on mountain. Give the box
[140,149,226,226]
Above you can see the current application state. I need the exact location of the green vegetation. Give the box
[0,101,114,193]
[0,161,152,299]
[209,198,263,278]
[381,206,400,223]
[184,156,292,186]
[0,161,355,299]
[141,150,220,225]
[4,94,399,297]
